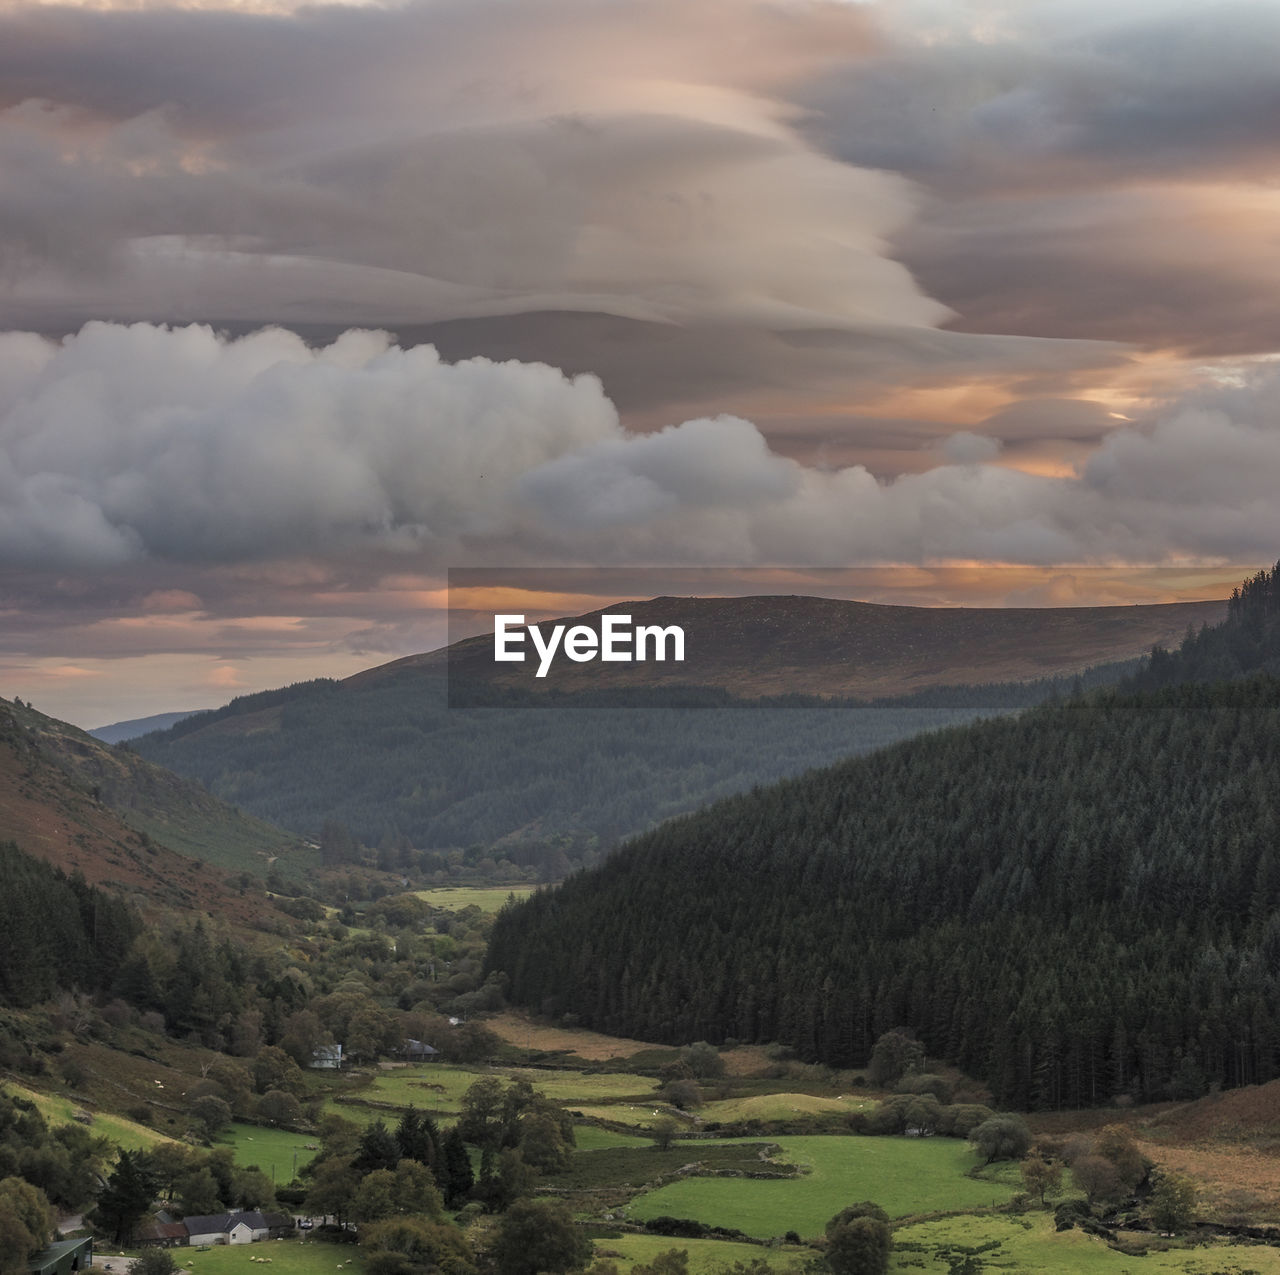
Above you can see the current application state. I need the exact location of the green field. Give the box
[626,1136,1016,1239]
[154,1237,364,1274]
[598,1234,802,1273]
[573,1124,650,1151]
[891,1212,1280,1273]
[413,886,536,913]
[328,1064,659,1129]
[697,1092,874,1124]
[5,1083,174,1152]
[220,1122,321,1181]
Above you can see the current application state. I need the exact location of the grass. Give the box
[219,1122,321,1181]
[697,1092,873,1124]
[550,1142,780,1191]
[327,1064,659,1129]
[567,1105,669,1130]
[574,1125,651,1151]
[626,1136,1017,1239]
[158,1237,364,1274]
[413,886,536,913]
[596,1234,802,1273]
[891,1211,1280,1273]
[5,1082,174,1152]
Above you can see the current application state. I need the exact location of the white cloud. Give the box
[3,322,1280,576]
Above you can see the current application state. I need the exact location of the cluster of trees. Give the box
[0,1089,112,1265]
[0,841,138,1007]
[88,1142,270,1245]
[1132,562,1280,691]
[488,666,1280,1107]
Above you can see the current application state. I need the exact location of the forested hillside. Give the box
[486,566,1280,1110]
[130,589,1209,853]
[135,673,993,852]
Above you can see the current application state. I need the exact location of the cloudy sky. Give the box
[1,0,1277,724]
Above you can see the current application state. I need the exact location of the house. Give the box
[399,1038,439,1062]
[182,1210,293,1245]
[136,1218,188,1248]
[27,1238,92,1275]
[309,1043,344,1070]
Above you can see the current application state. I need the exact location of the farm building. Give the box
[27,1238,92,1274]
[181,1210,293,1245]
[309,1043,344,1069]
[399,1038,439,1061]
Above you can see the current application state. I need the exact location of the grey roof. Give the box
[183,1209,293,1235]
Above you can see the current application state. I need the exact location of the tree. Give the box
[651,1116,680,1152]
[969,1115,1031,1164]
[0,1177,53,1272]
[361,1216,478,1275]
[518,1111,572,1173]
[251,1045,305,1096]
[663,1078,701,1111]
[133,1250,178,1275]
[867,1029,925,1088]
[489,1199,591,1275]
[457,1077,507,1151]
[1071,1154,1121,1207]
[1020,1153,1062,1206]
[354,1119,403,1175]
[256,1088,303,1129]
[440,1126,475,1207]
[680,1042,725,1079]
[188,1094,232,1142]
[175,1165,221,1217]
[825,1204,891,1275]
[1094,1124,1148,1191]
[395,1106,439,1168]
[90,1149,155,1245]
[304,1155,360,1229]
[1149,1170,1197,1233]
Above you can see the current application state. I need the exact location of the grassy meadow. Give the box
[5,1082,174,1152]
[220,1121,321,1180]
[890,1211,1280,1273]
[413,886,536,913]
[625,1136,1016,1239]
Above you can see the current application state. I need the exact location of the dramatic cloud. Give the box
[3,323,1280,580]
[0,0,951,336]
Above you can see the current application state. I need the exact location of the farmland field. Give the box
[144,1237,364,1274]
[413,886,536,913]
[220,1122,320,1181]
[626,1136,1016,1238]
[890,1212,1280,1273]
[696,1092,874,1123]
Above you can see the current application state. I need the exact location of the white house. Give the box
[182,1211,292,1245]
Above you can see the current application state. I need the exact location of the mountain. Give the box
[401,593,1227,700]
[0,696,315,886]
[484,568,1280,1109]
[0,698,292,927]
[89,710,211,745]
[132,594,1224,857]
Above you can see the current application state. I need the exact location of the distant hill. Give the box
[485,567,1280,1109]
[89,710,211,745]
[0,699,293,926]
[411,593,1228,700]
[133,594,1223,856]
[1,697,315,885]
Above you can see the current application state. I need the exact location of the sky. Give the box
[1,0,1278,724]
